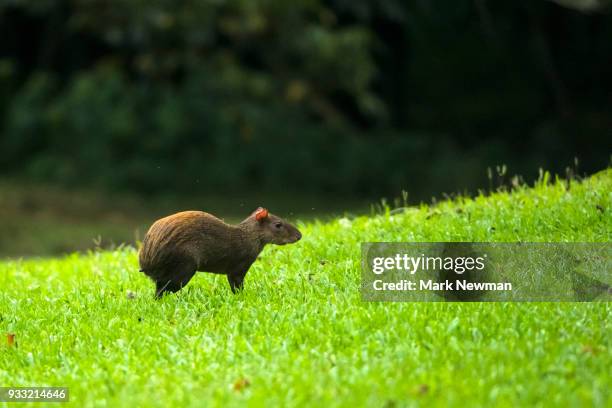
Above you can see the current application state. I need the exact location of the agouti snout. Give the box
[138,207,301,298]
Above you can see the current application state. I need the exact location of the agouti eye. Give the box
[274,222,282,229]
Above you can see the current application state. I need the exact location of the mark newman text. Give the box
[373,280,512,291]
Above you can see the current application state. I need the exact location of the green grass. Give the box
[1,170,610,407]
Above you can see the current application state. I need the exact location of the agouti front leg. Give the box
[226,262,254,293]
[227,259,255,293]
[227,272,246,293]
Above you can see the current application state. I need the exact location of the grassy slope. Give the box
[0,170,610,407]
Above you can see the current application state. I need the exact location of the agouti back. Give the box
[139,207,301,298]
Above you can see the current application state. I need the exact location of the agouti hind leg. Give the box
[155,268,196,298]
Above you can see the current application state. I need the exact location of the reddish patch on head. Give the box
[255,207,269,221]
[7,333,15,347]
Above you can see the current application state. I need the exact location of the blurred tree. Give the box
[0,0,610,198]
[547,0,611,11]
[56,0,382,125]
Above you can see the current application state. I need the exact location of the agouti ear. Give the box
[254,207,269,222]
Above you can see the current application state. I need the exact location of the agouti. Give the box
[139,207,302,298]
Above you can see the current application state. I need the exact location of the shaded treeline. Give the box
[0,0,610,200]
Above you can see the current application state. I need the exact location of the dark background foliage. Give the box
[0,0,610,201]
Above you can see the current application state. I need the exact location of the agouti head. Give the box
[242,207,302,245]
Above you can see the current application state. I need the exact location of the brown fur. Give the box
[139,208,301,298]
